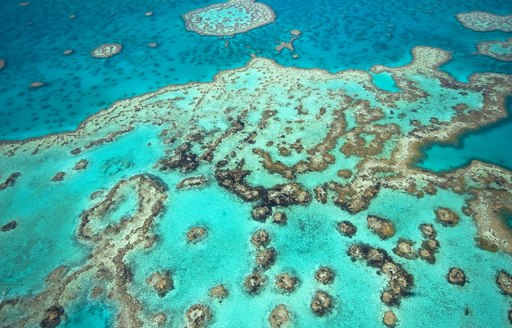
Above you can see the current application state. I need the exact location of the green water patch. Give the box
[370,71,400,92]
[417,97,512,172]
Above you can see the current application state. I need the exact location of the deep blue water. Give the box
[0,0,511,140]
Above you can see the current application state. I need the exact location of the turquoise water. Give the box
[1,0,512,327]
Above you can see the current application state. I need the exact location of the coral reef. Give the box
[456,12,512,32]
[367,215,396,240]
[91,43,123,58]
[310,291,334,316]
[183,0,276,36]
[269,304,290,328]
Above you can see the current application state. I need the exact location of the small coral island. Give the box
[183,0,276,36]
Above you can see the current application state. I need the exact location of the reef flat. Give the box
[0,46,512,327]
[456,11,512,32]
[183,0,275,36]
[477,38,512,62]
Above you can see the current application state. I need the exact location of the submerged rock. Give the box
[447,267,467,286]
[251,229,270,248]
[393,238,418,259]
[244,272,266,294]
[177,176,207,189]
[73,159,89,170]
[152,313,167,327]
[337,220,357,238]
[272,211,287,225]
[314,185,328,204]
[266,183,311,207]
[187,226,207,244]
[215,168,262,201]
[418,248,436,264]
[367,215,395,240]
[383,310,397,327]
[159,143,199,173]
[269,304,290,328]
[310,291,334,316]
[496,270,512,296]
[315,267,335,285]
[209,284,229,301]
[251,205,272,222]
[256,247,277,270]
[51,171,65,182]
[0,172,21,190]
[275,273,298,293]
[40,305,64,328]
[419,223,437,239]
[1,220,17,232]
[185,304,211,328]
[435,208,460,227]
[146,271,174,297]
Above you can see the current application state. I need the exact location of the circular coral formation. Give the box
[496,270,512,296]
[251,205,272,221]
[367,215,395,239]
[251,229,270,248]
[187,226,207,243]
[315,266,335,285]
[269,304,290,328]
[310,291,334,316]
[244,271,265,294]
[146,271,174,297]
[419,223,437,239]
[256,247,276,269]
[275,273,298,293]
[447,268,467,286]
[91,43,123,58]
[272,211,287,225]
[152,313,167,327]
[418,248,436,264]
[185,304,212,328]
[183,0,276,36]
[40,305,64,328]
[435,208,460,227]
[393,238,418,259]
[383,310,397,327]
[337,220,357,238]
[209,284,229,301]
